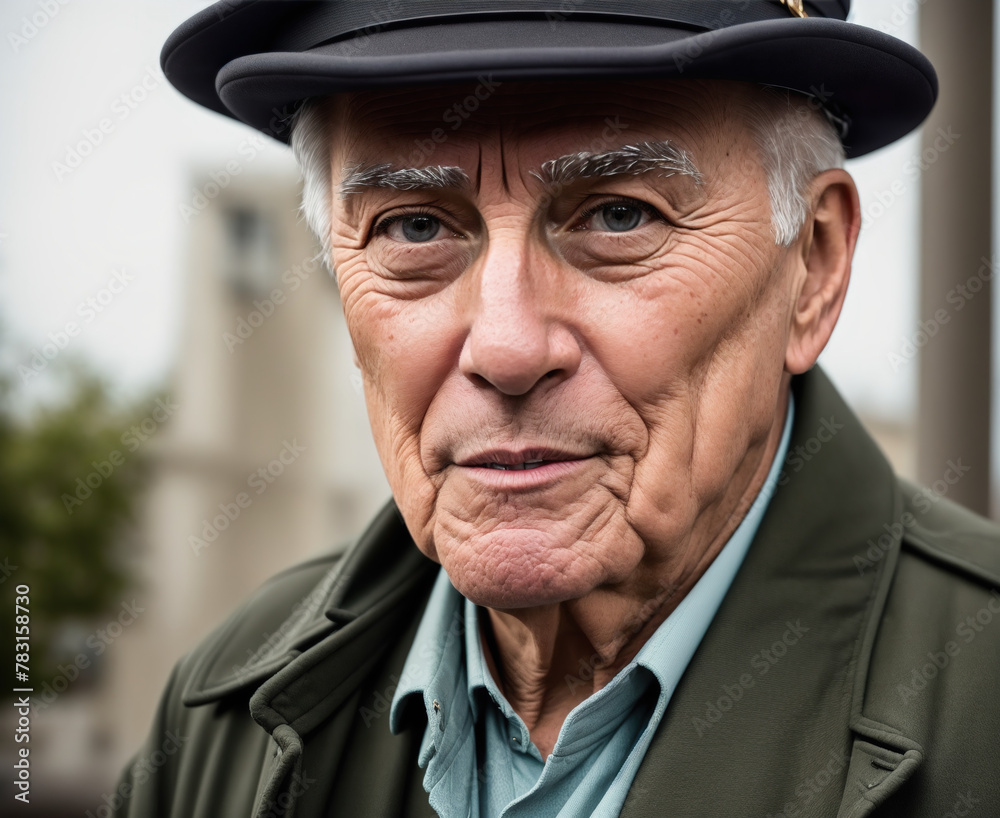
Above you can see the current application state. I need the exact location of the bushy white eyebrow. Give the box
[339,163,471,200]
[338,140,700,204]
[531,140,703,187]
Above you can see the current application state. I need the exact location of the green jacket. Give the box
[115,368,1000,817]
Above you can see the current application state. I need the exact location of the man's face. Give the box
[328,80,802,611]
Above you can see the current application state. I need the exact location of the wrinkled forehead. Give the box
[327,78,763,174]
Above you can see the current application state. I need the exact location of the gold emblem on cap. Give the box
[780,0,808,17]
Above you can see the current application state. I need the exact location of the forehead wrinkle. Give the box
[338,162,472,203]
[499,126,510,196]
[531,141,703,190]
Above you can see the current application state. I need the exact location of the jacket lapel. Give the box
[182,502,439,818]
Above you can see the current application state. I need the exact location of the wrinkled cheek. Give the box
[360,378,441,556]
[624,481,700,565]
[346,308,393,381]
[616,426,703,563]
[396,480,443,561]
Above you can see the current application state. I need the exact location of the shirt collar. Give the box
[389,566,465,742]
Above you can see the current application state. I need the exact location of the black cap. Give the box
[161,0,936,157]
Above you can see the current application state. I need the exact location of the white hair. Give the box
[289,86,845,266]
[290,98,337,266]
[743,87,846,246]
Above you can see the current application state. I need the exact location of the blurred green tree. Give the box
[1,352,154,692]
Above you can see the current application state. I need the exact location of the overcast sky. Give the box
[0,0,988,430]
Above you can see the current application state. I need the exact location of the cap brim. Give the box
[163,10,936,158]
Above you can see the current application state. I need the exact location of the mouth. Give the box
[448,448,597,491]
[456,448,588,469]
[452,447,597,482]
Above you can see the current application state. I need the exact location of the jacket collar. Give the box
[181,502,438,711]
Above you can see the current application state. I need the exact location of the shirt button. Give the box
[511,736,520,745]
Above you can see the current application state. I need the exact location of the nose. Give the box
[459,238,582,396]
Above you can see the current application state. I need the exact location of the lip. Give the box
[455,447,590,468]
[453,448,595,491]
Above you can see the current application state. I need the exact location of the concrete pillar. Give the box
[917,0,993,516]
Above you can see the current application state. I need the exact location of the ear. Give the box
[784,168,861,375]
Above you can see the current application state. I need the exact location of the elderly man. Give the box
[119,2,1000,816]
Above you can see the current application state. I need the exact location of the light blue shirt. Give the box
[390,396,794,817]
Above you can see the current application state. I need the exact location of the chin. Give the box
[436,527,609,610]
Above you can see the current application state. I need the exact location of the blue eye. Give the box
[378,214,443,243]
[400,215,440,242]
[597,203,643,232]
[576,199,658,233]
